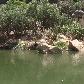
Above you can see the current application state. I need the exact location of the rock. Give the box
[39,39,47,43]
[36,44,49,54]
[49,47,62,54]
[36,38,62,54]
[9,31,14,35]
[18,40,38,50]
[16,38,62,54]
[68,39,84,51]
[14,39,36,50]
[27,42,38,50]
[36,42,62,54]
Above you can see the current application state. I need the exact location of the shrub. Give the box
[36,0,61,28]
[26,0,61,29]
[0,0,83,40]
[61,21,84,40]
[0,0,63,35]
[58,0,75,17]
[54,41,67,49]
[0,0,31,37]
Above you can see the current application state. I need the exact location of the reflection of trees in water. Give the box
[72,51,84,65]
[10,49,41,65]
[11,48,55,66]
[41,54,55,67]
[10,49,29,64]
[10,50,16,64]
[10,49,59,67]
[72,52,80,65]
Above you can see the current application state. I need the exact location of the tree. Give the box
[73,0,79,2]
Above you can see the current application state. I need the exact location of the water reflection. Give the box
[10,49,84,67]
[72,52,80,65]
[41,54,55,67]
[10,49,28,64]
[10,50,16,64]
[11,49,56,67]
[1,50,84,84]
[69,51,84,65]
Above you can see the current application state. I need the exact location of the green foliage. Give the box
[0,0,84,40]
[61,21,84,39]
[0,0,34,36]
[73,0,80,2]
[58,0,75,16]
[36,0,60,28]
[26,0,61,28]
[73,1,84,10]
[55,41,67,49]
[0,0,62,34]
[52,13,73,35]
[0,1,26,36]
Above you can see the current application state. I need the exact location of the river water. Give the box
[0,50,84,84]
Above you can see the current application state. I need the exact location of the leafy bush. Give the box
[0,0,84,40]
[0,0,27,33]
[54,41,67,49]
[61,21,84,40]
[36,0,61,28]
[58,0,75,16]
[0,0,62,36]
[26,0,61,29]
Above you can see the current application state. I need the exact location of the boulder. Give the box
[36,44,49,54]
[68,39,84,51]
[16,38,62,54]
[27,42,38,50]
[36,42,62,54]
[15,40,37,50]
[49,47,62,54]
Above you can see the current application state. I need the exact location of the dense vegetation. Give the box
[0,0,84,45]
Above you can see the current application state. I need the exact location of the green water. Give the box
[0,50,84,84]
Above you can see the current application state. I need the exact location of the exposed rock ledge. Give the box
[68,39,84,52]
[14,34,84,54]
[1,33,84,54]
[16,39,62,54]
